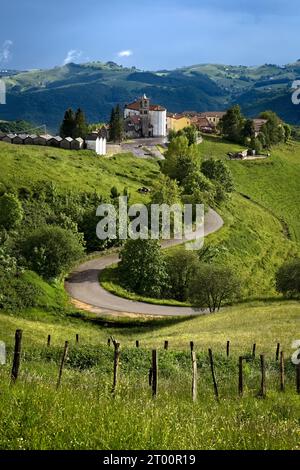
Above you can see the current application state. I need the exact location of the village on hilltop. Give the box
[0,94,269,158]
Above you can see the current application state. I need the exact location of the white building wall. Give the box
[124,108,139,118]
[86,137,106,155]
[149,110,167,137]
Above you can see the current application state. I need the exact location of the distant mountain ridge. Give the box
[0,60,300,132]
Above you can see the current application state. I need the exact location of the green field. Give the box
[0,141,159,203]
[0,302,300,450]
[200,137,300,242]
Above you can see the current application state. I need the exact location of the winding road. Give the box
[65,208,224,316]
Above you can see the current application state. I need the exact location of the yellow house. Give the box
[167,113,191,133]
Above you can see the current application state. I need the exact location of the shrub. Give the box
[0,194,24,231]
[19,226,85,280]
[275,258,300,298]
[0,271,43,311]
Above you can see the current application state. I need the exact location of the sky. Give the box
[1,0,300,71]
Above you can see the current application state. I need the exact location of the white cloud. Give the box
[63,49,83,65]
[0,40,13,64]
[117,50,133,58]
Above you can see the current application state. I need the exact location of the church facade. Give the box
[124,95,167,138]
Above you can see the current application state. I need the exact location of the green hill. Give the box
[1,60,300,132]
[0,141,159,203]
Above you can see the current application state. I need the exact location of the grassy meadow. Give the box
[0,141,160,203]
[0,301,300,450]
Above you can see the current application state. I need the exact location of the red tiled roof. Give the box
[125,99,166,112]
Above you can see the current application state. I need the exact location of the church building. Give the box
[124,95,167,138]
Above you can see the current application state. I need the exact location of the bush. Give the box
[0,194,24,231]
[19,226,85,280]
[0,271,43,311]
[165,250,198,301]
[119,239,169,298]
[275,258,300,298]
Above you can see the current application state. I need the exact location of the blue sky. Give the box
[1,0,300,70]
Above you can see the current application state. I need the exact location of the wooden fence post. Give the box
[11,329,23,384]
[47,334,51,347]
[252,343,256,359]
[76,334,79,344]
[280,351,285,392]
[238,356,243,396]
[112,341,120,393]
[56,341,69,390]
[164,341,169,351]
[152,350,158,397]
[190,341,194,353]
[191,351,197,402]
[226,341,230,357]
[136,340,140,348]
[148,367,153,386]
[107,338,111,347]
[296,363,300,395]
[259,354,266,398]
[208,349,219,400]
[276,343,280,362]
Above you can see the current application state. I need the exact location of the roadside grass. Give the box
[0,141,160,203]
[1,301,299,354]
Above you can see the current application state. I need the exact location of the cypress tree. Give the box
[114,104,124,143]
[109,107,116,142]
[59,108,75,138]
[74,108,88,138]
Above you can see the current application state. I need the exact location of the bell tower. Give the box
[140,94,150,114]
[139,94,150,137]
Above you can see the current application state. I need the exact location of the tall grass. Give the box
[0,344,299,450]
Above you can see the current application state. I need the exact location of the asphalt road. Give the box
[65,208,224,316]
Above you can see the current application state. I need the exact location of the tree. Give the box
[0,194,23,231]
[119,239,169,298]
[188,263,241,312]
[201,159,234,193]
[19,226,85,280]
[183,170,214,195]
[283,124,291,143]
[74,108,88,138]
[259,111,285,147]
[168,126,198,146]
[218,106,245,143]
[60,108,76,138]
[151,175,182,206]
[162,136,199,183]
[109,107,116,142]
[165,250,198,301]
[242,119,255,141]
[275,258,300,298]
[109,105,124,142]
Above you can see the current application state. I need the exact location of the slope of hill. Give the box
[1,60,300,132]
[0,141,159,203]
